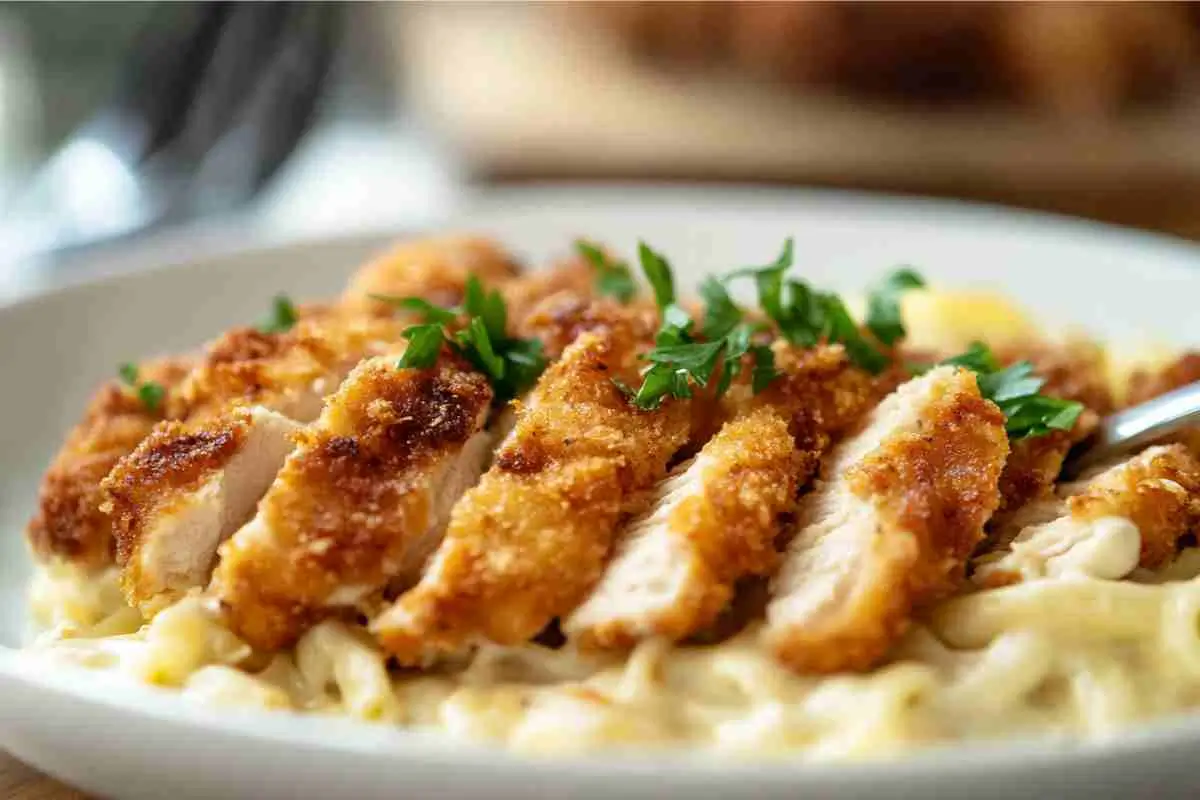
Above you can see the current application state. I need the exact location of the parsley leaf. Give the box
[639,242,675,310]
[260,294,298,334]
[722,239,890,374]
[117,362,164,413]
[369,294,458,325]
[699,276,742,340]
[389,281,547,402]
[866,268,926,346]
[920,341,1084,439]
[397,324,445,369]
[575,240,637,303]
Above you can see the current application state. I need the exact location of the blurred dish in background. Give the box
[587,2,1199,119]
[391,2,1200,237]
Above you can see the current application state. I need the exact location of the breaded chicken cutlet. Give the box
[104,407,300,615]
[26,357,193,568]
[374,318,692,663]
[975,444,1200,585]
[214,352,494,651]
[566,344,877,648]
[765,366,1009,673]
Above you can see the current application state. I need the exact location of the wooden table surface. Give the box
[0,751,84,799]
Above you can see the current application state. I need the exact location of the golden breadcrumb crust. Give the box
[1069,444,1200,569]
[168,306,406,422]
[214,353,493,651]
[26,357,193,567]
[341,235,521,312]
[575,406,801,648]
[375,321,691,662]
[1126,351,1200,406]
[771,369,1008,673]
[104,408,264,610]
[500,259,597,328]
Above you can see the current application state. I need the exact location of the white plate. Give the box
[4,187,1200,799]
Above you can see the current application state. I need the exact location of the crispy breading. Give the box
[105,407,299,615]
[987,338,1111,531]
[765,367,1008,673]
[374,323,692,663]
[168,306,406,423]
[26,357,193,568]
[501,259,597,328]
[213,352,493,651]
[341,235,521,312]
[1126,351,1200,406]
[566,406,800,648]
[977,444,1200,586]
[515,291,659,360]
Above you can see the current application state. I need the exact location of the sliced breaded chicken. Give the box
[990,340,1112,514]
[515,291,658,360]
[565,345,877,649]
[341,235,521,312]
[374,325,692,663]
[976,444,1200,585]
[26,357,193,568]
[765,366,1008,673]
[566,407,800,647]
[1126,351,1200,406]
[501,259,597,327]
[104,407,300,615]
[213,352,494,651]
[168,306,406,423]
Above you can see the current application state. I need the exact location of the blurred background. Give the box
[3,1,1200,299]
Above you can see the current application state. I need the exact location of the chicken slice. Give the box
[1126,351,1200,406]
[374,324,692,664]
[765,366,1008,673]
[26,357,193,568]
[500,259,596,328]
[566,407,800,647]
[565,344,877,648]
[168,306,407,423]
[104,407,300,615]
[990,339,1113,527]
[341,235,521,312]
[212,352,494,651]
[975,444,1200,585]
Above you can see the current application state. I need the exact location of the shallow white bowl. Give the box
[3,187,1200,799]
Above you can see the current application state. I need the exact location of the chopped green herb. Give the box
[722,239,890,373]
[390,281,547,402]
[260,294,298,334]
[920,341,1084,439]
[575,240,637,303]
[866,268,926,346]
[698,276,742,340]
[137,382,165,413]
[369,294,458,325]
[117,363,164,413]
[638,242,675,310]
[397,324,445,370]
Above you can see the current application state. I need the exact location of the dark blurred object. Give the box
[587,2,1199,119]
[3,2,339,267]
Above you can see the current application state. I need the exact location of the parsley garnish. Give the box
[388,276,547,403]
[917,342,1084,439]
[866,268,925,346]
[575,240,637,302]
[622,245,779,410]
[722,238,891,374]
[259,294,298,334]
[117,363,165,413]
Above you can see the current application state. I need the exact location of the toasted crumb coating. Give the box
[26,357,193,568]
[104,407,299,615]
[168,306,407,423]
[501,259,597,328]
[1069,445,1200,569]
[766,367,1008,673]
[977,444,1200,586]
[1126,351,1200,406]
[374,322,691,663]
[341,235,521,312]
[566,406,801,648]
[212,352,494,651]
[515,291,659,360]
